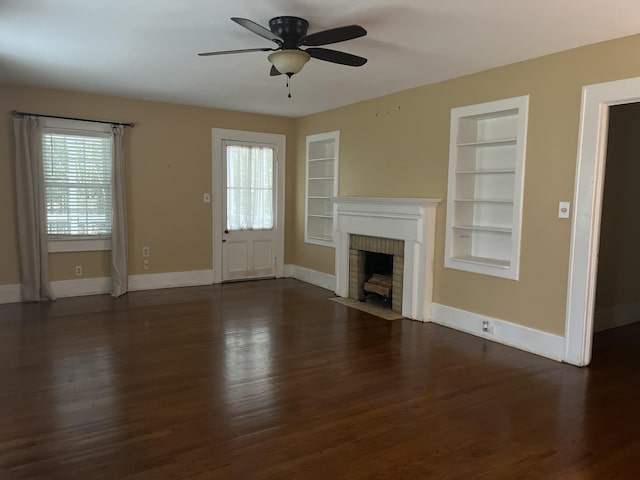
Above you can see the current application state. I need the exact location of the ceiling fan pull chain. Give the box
[287,76,292,98]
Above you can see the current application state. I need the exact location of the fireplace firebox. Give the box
[349,234,404,313]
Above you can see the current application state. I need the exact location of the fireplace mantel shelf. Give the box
[333,197,441,321]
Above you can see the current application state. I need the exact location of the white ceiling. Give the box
[1,0,639,118]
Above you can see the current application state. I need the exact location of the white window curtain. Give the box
[226,144,274,231]
[13,117,55,301]
[110,125,128,297]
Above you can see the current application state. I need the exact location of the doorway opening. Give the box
[566,76,640,366]
[591,103,640,359]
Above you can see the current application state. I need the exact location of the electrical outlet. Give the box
[482,320,494,334]
[75,265,83,276]
[142,246,150,257]
[143,259,150,270]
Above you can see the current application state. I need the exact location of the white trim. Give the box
[212,128,286,284]
[128,270,214,291]
[0,284,22,304]
[565,76,640,366]
[51,277,112,298]
[431,303,565,362]
[333,197,441,321]
[48,239,111,253]
[1,279,113,302]
[284,264,336,291]
[0,270,215,303]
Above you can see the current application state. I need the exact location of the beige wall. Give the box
[594,102,640,330]
[5,34,640,338]
[0,86,296,284]
[291,34,640,336]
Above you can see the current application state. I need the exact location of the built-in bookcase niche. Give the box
[305,131,339,247]
[444,95,529,280]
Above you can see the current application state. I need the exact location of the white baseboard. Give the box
[0,284,22,304]
[0,269,215,303]
[430,303,565,362]
[51,277,112,298]
[284,264,335,291]
[128,269,214,291]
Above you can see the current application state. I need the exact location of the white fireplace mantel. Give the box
[333,197,441,321]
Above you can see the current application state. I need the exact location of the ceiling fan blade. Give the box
[305,47,367,67]
[301,25,366,46]
[198,47,274,57]
[270,65,282,76]
[231,17,283,44]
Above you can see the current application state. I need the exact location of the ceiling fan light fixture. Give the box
[268,50,310,75]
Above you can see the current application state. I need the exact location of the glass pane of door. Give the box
[225,144,274,231]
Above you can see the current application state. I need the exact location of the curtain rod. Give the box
[11,110,135,128]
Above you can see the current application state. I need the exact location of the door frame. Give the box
[565,76,640,366]
[212,128,286,284]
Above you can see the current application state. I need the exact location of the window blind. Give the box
[42,131,112,238]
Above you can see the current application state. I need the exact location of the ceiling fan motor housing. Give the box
[269,16,309,49]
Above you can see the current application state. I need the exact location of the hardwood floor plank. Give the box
[0,279,639,478]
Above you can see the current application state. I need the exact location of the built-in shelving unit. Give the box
[444,96,529,279]
[305,131,339,247]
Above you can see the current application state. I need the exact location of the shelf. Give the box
[456,138,517,147]
[308,157,334,162]
[453,225,512,233]
[307,234,332,242]
[454,198,514,204]
[445,95,529,280]
[456,169,516,174]
[306,131,339,246]
[451,255,510,269]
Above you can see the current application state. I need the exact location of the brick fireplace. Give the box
[333,197,440,321]
[349,235,404,313]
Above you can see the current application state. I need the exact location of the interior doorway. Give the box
[566,76,640,366]
[212,129,286,283]
[592,103,640,337]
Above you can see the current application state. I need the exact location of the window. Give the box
[41,119,113,252]
[225,143,274,231]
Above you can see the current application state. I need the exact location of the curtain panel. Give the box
[13,117,55,301]
[226,145,274,231]
[111,125,128,297]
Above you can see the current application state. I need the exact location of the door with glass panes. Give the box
[222,141,277,281]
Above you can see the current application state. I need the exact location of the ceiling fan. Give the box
[198,16,368,96]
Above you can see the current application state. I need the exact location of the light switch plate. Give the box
[203,193,211,204]
[559,201,571,219]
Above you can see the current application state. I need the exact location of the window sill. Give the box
[48,239,112,253]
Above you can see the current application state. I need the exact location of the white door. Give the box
[212,128,286,283]
[221,140,277,281]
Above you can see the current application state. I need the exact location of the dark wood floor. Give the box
[0,279,638,479]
